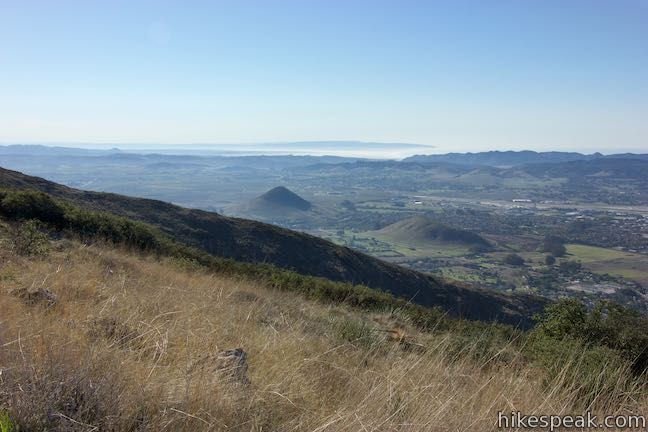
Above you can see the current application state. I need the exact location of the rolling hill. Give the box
[0,166,545,327]
[376,216,491,248]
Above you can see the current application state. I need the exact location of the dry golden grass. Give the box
[0,239,646,431]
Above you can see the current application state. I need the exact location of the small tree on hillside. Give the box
[504,253,525,266]
[12,220,50,256]
[542,235,566,257]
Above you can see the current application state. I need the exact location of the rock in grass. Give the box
[214,348,250,385]
[12,287,58,307]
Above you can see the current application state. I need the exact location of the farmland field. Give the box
[566,244,648,285]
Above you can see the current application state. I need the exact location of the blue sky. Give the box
[1,0,647,153]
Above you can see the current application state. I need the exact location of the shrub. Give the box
[0,190,164,253]
[528,299,641,406]
[534,298,587,339]
[11,219,50,256]
[528,332,633,408]
[0,190,66,227]
[65,208,162,252]
[532,299,648,375]
[544,255,556,265]
[586,302,648,374]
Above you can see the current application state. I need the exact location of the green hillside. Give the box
[376,216,491,248]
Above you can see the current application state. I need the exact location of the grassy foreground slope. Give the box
[1,222,646,431]
[0,167,544,326]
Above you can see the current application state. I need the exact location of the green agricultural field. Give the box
[566,244,648,285]
[566,244,634,262]
[326,227,472,260]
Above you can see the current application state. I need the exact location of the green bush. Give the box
[0,190,66,227]
[586,302,648,374]
[0,190,164,253]
[65,207,162,251]
[12,219,50,256]
[532,298,648,375]
[528,332,632,407]
[526,299,648,405]
[534,298,587,339]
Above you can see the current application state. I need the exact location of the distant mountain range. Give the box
[3,144,648,210]
[0,141,434,158]
[0,144,122,157]
[519,158,648,180]
[3,144,647,167]
[0,144,355,168]
[404,150,648,167]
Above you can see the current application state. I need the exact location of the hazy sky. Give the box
[1,0,647,153]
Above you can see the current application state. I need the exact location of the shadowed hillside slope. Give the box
[0,167,546,326]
